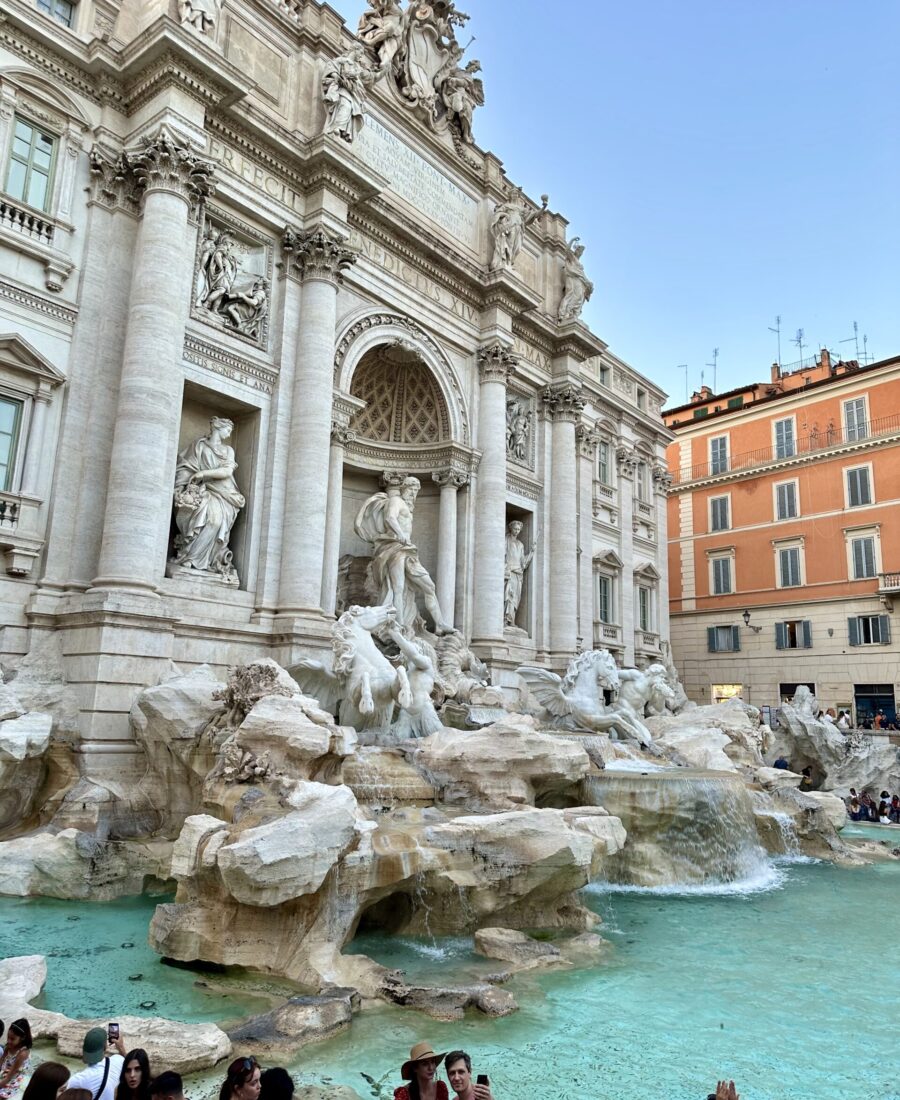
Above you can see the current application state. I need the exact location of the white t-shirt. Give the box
[67,1055,124,1100]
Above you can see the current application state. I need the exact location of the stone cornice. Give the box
[282,225,357,284]
[0,277,78,326]
[478,342,518,385]
[480,269,543,315]
[183,332,278,394]
[0,17,120,107]
[551,319,607,362]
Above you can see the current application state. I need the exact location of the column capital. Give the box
[652,464,674,493]
[477,342,518,384]
[432,468,469,489]
[331,422,356,446]
[616,444,638,479]
[575,423,598,458]
[283,224,357,284]
[130,130,216,204]
[542,383,585,422]
[381,470,408,489]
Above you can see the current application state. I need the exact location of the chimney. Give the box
[770,363,781,382]
[819,348,831,371]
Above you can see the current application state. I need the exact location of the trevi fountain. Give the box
[0,1,899,1099]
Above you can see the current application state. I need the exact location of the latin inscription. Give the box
[354,117,480,251]
[207,138,304,214]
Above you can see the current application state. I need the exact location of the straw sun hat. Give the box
[401,1042,447,1080]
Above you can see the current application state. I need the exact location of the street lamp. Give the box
[742,609,762,634]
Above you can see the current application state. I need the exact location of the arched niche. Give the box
[334,311,470,446]
[349,342,450,446]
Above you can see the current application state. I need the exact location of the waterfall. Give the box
[584,770,774,889]
[751,790,803,861]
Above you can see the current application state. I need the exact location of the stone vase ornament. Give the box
[168,417,245,586]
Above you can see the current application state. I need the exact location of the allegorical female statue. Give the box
[169,417,245,586]
[504,519,535,627]
[322,44,376,144]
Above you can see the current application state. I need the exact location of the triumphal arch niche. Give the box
[0,0,671,762]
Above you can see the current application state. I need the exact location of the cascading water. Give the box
[584,769,774,889]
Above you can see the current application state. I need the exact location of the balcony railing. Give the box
[594,622,621,645]
[674,412,900,485]
[0,197,56,246]
[880,572,900,592]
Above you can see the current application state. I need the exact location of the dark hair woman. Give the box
[257,1068,293,1100]
[393,1043,448,1100]
[0,1019,33,1100]
[116,1050,152,1100]
[22,1062,70,1100]
[219,1058,261,1100]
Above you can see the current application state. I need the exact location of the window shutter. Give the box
[731,626,741,652]
[848,617,860,646]
[879,615,891,645]
[707,626,717,653]
[775,622,786,650]
[865,539,875,577]
[802,620,812,648]
[852,539,863,579]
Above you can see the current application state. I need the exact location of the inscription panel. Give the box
[355,117,480,251]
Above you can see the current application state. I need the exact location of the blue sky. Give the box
[336,1,899,403]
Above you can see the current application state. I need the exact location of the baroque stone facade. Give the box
[0,0,670,770]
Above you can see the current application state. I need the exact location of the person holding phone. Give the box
[444,1052,493,1100]
[66,1026,127,1100]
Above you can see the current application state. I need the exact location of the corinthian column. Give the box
[320,421,355,615]
[471,344,516,645]
[543,383,585,657]
[576,425,597,649]
[279,227,356,614]
[432,468,468,625]
[93,131,215,590]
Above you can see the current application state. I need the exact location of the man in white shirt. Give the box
[67,1027,127,1100]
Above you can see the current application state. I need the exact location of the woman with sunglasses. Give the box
[394,1042,448,1100]
[0,1019,32,1100]
[219,1058,261,1100]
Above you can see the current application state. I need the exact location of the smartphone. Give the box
[476,1076,489,1087]
[108,1023,119,1041]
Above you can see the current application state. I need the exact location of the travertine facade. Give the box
[0,0,669,772]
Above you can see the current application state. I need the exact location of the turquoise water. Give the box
[0,894,283,1024]
[4,862,900,1098]
[289,859,900,1100]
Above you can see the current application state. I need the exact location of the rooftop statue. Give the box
[490,188,548,272]
[557,236,593,323]
[322,44,377,144]
[358,0,404,76]
[435,47,483,145]
[354,476,453,636]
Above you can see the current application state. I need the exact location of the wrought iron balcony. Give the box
[673,412,900,485]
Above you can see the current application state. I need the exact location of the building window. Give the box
[597,440,611,486]
[775,620,812,650]
[709,435,728,474]
[774,417,795,459]
[727,396,744,410]
[850,535,877,579]
[635,462,649,502]
[599,364,610,387]
[693,407,709,419]
[710,495,729,532]
[0,397,22,491]
[848,615,891,646]
[711,555,733,595]
[844,396,868,442]
[636,388,647,411]
[6,117,57,212]
[778,545,802,588]
[638,585,651,631]
[775,481,798,520]
[707,625,740,653]
[36,0,75,26]
[846,466,872,507]
[597,575,612,623]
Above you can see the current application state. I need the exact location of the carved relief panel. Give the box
[506,390,535,471]
[192,208,273,350]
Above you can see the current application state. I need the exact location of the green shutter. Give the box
[848,617,860,646]
[879,615,891,644]
[801,620,812,648]
[731,626,741,652]
[707,626,717,653]
[775,622,786,650]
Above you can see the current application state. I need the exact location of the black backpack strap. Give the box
[93,1058,111,1100]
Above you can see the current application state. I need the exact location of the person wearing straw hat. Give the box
[393,1042,449,1100]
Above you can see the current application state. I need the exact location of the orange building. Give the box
[664,350,900,723]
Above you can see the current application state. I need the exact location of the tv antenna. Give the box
[677,363,688,402]
[706,347,719,393]
[840,321,870,364]
[792,328,806,364]
[768,315,782,366]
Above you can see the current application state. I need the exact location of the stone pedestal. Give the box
[433,469,467,626]
[472,344,516,646]
[93,133,214,592]
[278,227,356,615]
[543,384,584,660]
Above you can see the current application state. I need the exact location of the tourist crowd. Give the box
[0,1023,742,1100]
[846,788,900,824]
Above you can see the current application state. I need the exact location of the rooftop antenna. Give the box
[676,364,688,402]
[840,321,861,362]
[768,315,782,367]
[862,333,870,364]
[706,347,719,393]
[792,327,806,365]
